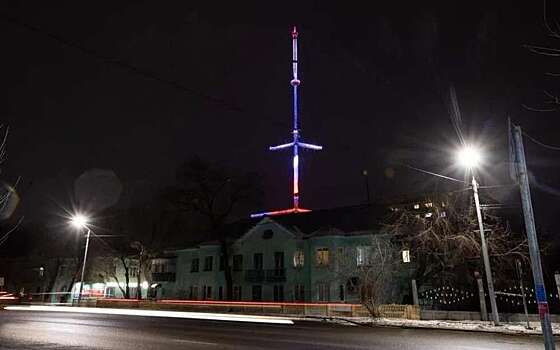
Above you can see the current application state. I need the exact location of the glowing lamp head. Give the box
[456,145,482,169]
[70,214,89,229]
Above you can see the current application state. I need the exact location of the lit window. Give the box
[413,204,420,209]
[315,248,330,267]
[439,211,447,218]
[425,212,433,218]
[425,202,433,208]
[356,246,371,266]
[293,250,304,268]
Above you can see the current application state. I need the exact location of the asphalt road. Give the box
[0,310,552,349]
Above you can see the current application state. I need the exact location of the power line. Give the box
[403,164,468,184]
[523,131,560,151]
[0,13,243,113]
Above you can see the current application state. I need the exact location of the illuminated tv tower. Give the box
[252,26,322,218]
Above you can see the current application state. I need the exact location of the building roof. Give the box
[174,204,389,249]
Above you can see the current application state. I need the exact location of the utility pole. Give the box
[474,271,488,321]
[77,228,91,305]
[512,124,555,350]
[472,177,500,325]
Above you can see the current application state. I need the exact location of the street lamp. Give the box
[456,145,500,325]
[70,213,91,305]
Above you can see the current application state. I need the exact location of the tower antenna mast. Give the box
[252,26,322,218]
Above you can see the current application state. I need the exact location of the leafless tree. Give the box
[0,125,24,247]
[522,0,560,112]
[333,237,399,318]
[385,194,528,289]
[164,156,262,300]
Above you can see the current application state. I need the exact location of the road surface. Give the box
[0,309,552,349]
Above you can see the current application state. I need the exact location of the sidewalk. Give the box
[299,315,560,336]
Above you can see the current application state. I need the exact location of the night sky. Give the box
[1,1,560,230]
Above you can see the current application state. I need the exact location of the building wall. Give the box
[168,218,386,303]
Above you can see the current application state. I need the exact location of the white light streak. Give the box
[4,305,295,325]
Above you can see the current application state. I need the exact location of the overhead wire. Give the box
[522,131,560,151]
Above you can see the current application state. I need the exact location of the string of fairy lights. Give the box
[419,285,560,306]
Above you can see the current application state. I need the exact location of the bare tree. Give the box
[385,194,528,289]
[0,125,24,248]
[333,237,399,318]
[164,156,262,300]
[522,0,560,112]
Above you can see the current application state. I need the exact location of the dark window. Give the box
[218,286,223,300]
[295,284,305,302]
[252,285,262,301]
[274,252,284,269]
[204,256,213,271]
[233,255,243,271]
[233,285,242,300]
[262,229,274,239]
[219,256,225,271]
[273,285,284,302]
[253,253,263,270]
[339,284,345,301]
[191,258,199,272]
[203,286,212,299]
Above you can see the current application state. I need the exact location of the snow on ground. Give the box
[298,316,560,335]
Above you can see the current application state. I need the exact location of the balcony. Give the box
[266,269,286,282]
[151,272,176,282]
[245,269,265,282]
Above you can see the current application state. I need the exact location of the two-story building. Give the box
[162,204,398,303]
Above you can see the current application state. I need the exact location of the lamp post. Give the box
[457,146,500,325]
[70,214,91,305]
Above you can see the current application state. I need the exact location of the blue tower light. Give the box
[252,26,322,218]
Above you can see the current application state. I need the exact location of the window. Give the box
[273,285,284,302]
[274,252,284,269]
[204,256,213,271]
[262,229,274,239]
[233,285,242,300]
[253,253,263,270]
[233,255,243,271]
[335,247,345,270]
[191,258,199,272]
[356,246,371,266]
[317,283,330,302]
[219,256,225,271]
[191,286,199,300]
[218,286,223,300]
[413,203,420,209]
[424,212,433,218]
[105,287,116,298]
[424,202,433,208]
[202,285,212,300]
[295,284,305,301]
[293,250,304,268]
[252,285,262,301]
[339,284,345,301]
[129,266,139,277]
[315,248,330,267]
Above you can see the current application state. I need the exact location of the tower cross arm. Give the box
[269,142,295,151]
[297,142,323,150]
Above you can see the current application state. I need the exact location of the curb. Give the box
[294,316,558,336]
